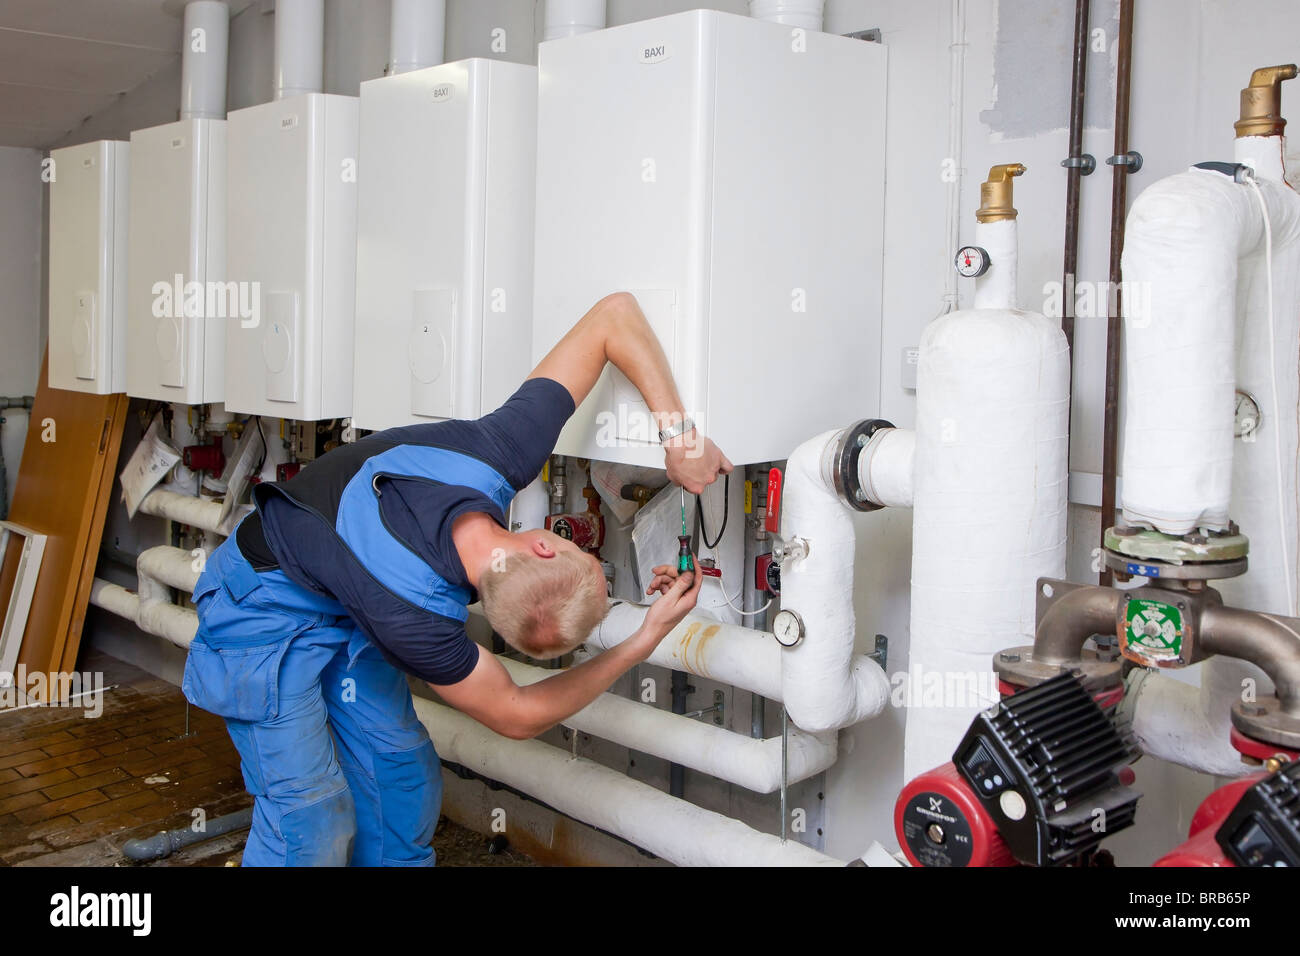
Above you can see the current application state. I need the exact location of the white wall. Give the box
[58,0,1300,865]
[0,144,44,507]
[0,146,44,396]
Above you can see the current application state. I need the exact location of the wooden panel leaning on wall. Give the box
[3,350,128,701]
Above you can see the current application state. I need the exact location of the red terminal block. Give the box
[182,436,225,474]
[276,461,302,483]
[764,467,783,534]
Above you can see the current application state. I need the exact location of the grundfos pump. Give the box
[895,672,1140,867]
[1155,757,1300,867]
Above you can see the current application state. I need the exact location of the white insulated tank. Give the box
[904,168,1070,781]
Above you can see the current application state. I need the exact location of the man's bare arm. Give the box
[429,567,702,738]
[528,292,733,493]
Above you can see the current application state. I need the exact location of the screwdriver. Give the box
[679,486,694,572]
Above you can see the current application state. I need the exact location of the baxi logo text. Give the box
[152,274,261,328]
[50,887,151,937]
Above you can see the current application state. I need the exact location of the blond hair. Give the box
[479,550,609,660]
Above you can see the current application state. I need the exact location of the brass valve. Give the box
[975,163,1027,223]
[1234,64,1298,138]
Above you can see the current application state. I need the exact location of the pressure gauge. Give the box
[954,245,991,278]
[1234,389,1261,439]
[772,609,805,648]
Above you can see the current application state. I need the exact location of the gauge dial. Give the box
[954,245,991,278]
[772,609,804,648]
[1234,389,1261,439]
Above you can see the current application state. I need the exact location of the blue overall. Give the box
[182,420,540,866]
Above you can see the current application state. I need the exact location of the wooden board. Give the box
[4,351,128,699]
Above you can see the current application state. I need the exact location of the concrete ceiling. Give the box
[0,0,252,150]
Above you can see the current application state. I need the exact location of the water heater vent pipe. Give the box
[180,1,230,120]
[274,0,325,100]
[390,0,446,74]
[543,0,606,41]
[748,0,826,31]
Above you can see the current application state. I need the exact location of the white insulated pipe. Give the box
[584,603,784,701]
[411,695,842,865]
[138,488,226,535]
[1236,134,1289,184]
[1119,153,1300,763]
[139,545,202,594]
[904,231,1070,780]
[389,0,445,75]
[778,434,892,732]
[543,0,606,41]
[180,1,229,120]
[498,656,837,793]
[973,218,1018,310]
[93,546,204,649]
[858,427,915,509]
[274,0,324,100]
[748,0,826,31]
[1121,167,1300,538]
[90,579,198,649]
[1121,668,1254,777]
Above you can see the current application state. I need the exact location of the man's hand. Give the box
[636,561,703,652]
[665,434,733,495]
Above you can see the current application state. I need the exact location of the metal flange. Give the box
[1232,696,1300,751]
[992,645,1124,694]
[828,418,895,513]
[1104,526,1249,582]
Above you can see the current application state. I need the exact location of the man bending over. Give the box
[182,292,733,866]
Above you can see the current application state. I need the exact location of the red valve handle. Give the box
[764,467,783,534]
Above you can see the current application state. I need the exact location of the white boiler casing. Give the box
[223,93,359,420]
[352,59,537,431]
[531,10,886,467]
[125,118,227,404]
[48,141,130,395]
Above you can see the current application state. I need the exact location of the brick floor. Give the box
[0,650,250,867]
[0,649,536,867]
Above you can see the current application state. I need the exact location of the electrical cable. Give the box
[253,415,268,477]
[714,575,773,618]
[690,472,766,616]
[696,472,729,549]
[1243,172,1296,616]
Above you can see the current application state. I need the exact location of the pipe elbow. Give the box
[1035,585,1124,666]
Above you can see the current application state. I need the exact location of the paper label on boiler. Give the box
[119,414,181,519]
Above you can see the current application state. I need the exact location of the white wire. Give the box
[716,577,773,618]
[1244,174,1296,616]
[696,560,773,618]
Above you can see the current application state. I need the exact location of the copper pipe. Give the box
[1061,0,1091,374]
[1099,0,1135,586]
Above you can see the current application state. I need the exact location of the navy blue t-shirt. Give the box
[255,377,575,685]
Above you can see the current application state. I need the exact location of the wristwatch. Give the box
[659,417,696,444]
